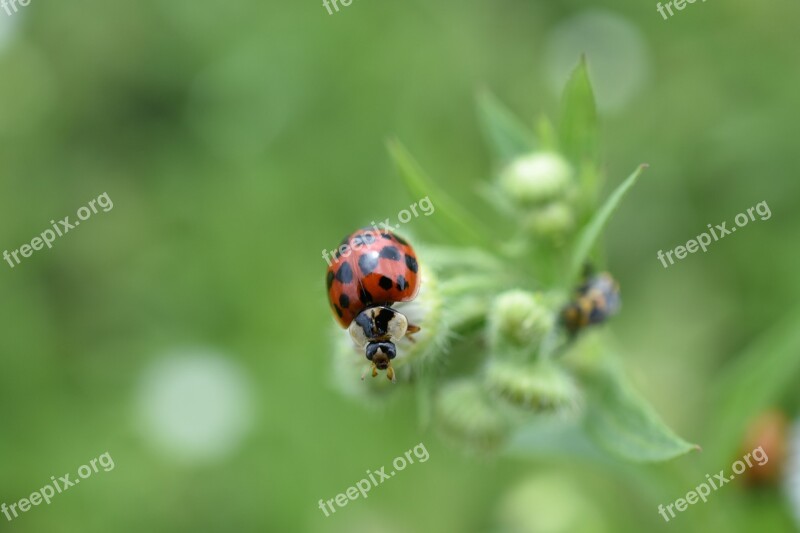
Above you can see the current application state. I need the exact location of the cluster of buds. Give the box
[499,152,577,242]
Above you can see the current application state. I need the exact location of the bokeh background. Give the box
[1,0,799,531]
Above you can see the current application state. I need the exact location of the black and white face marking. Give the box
[349,306,409,348]
[366,342,396,369]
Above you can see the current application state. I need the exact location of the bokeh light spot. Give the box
[136,349,255,464]
[544,10,650,113]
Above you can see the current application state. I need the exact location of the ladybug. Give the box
[739,410,789,486]
[326,228,421,382]
[561,270,620,336]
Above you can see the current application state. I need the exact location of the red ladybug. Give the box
[326,228,421,382]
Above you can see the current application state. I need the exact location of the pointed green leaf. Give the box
[536,115,559,152]
[476,89,537,164]
[580,361,699,463]
[387,139,493,248]
[559,56,598,167]
[568,164,647,283]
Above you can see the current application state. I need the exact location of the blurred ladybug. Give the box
[739,410,789,486]
[326,228,421,382]
[561,270,620,336]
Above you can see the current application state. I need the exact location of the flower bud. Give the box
[485,359,581,414]
[499,152,573,206]
[331,265,443,399]
[525,201,575,239]
[488,290,554,353]
[390,264,444,367]
[434,379,511,453]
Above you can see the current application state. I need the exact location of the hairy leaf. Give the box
[580,360,699,462]
[559,56,598,167]
[568,164,647,283]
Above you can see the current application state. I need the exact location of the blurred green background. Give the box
[1,0,799,531]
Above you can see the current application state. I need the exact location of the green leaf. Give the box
[568,164,647,283]
[387,139,493,248]
[559,55,598,167]
[705,305,800,462]
[579,359,699,463]
[505,417,605,460]
[536,115,559,152]
[476,89,537,164]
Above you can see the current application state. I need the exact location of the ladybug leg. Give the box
[405,323,421,344]
[361,363,376,381]
[386,363,396,383]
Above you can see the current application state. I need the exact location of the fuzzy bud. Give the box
[485,359,581,414]
[434,380,511,453]
[525,201,575,239]
[488,290,554,353]
[499,152,573,206]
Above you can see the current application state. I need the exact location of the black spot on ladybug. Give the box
[358,252,379,275]
[359,285,374,304]
[405,254,418,273]
[336,262,353,283]
[396,275,407,291]
[339,294,350,309]
[326,271,335,290]
[378,276,394,290]
[379,246,401,261]
[333,304,343,318]
[353,232,376,247]
[381,233,394,241]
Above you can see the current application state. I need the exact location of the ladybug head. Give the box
[361,341,397,382]
[366,341,396,369]
[350,306,407,383]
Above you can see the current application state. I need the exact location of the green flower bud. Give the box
[499,152,573,206]
[330,264,442,399]
[390,264,445,368]
[434,379,512,453]
[525,201,575,239]
[488,290,554,353]
[485,359,581,414]
[494,474,608,533]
